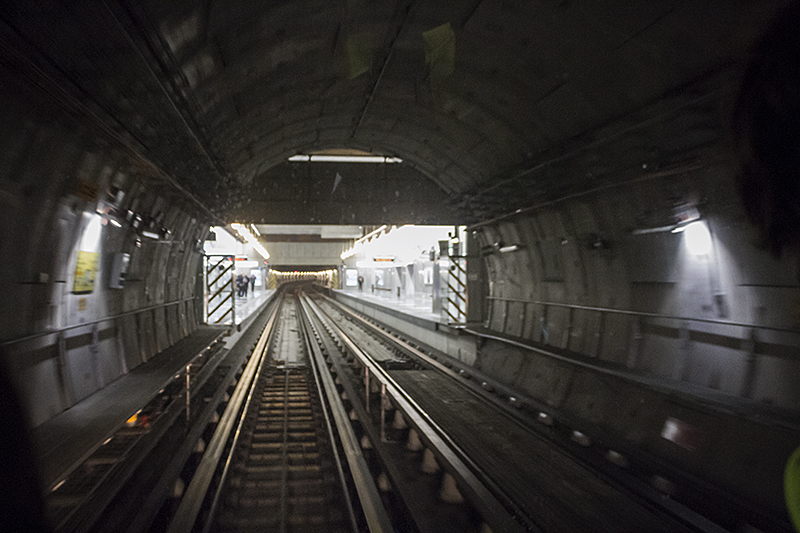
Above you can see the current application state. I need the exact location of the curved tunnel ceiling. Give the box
[0,1,791,223]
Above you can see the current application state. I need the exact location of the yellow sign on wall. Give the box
[73,251,99,294]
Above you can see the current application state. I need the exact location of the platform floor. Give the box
[33,290,274,491]
[333,289,442,324]
[234,288,272,325]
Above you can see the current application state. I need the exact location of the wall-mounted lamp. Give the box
[96,204,126,229]
[79,213,104,252]
[498,244,520,253]
[673,221,712,256]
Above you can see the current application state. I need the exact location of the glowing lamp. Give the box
[683,221,712,256]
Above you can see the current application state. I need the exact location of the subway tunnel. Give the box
[1,1,800,531]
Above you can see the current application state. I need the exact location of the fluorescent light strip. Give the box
[358,225,388,245]
[339,224,420,260]
[231,223,269,260]
[288,155,402,163]
[341,224,389,259]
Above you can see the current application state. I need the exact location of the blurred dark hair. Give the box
[733,1,800,255]
[0,347,52,531]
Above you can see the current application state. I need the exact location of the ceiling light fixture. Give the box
[341,224,397,260]
[231,223,269,260]
[288,155,402,163]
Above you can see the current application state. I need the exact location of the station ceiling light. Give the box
[231,223,269,260]
[341,224,389,259]
[288,155,402,163]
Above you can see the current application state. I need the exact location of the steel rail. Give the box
[296,297,394,532]
[304,296,530,533]
[167,293,283,533]
[298,295,394,532]
[322,294,753,532]
[199,314,279,533]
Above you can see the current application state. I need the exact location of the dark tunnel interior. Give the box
[1,1,800,531]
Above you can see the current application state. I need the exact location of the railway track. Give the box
[210,296,353,532]
[163,284,741,532]
[50,282,781,532]
[214,367,350,531]
[310,291,793,533]
[297,289,743,532]
[164,287,381,532]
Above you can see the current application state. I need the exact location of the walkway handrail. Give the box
[304,296,529,533]
[1,297,198,347]
[486,296,800,335]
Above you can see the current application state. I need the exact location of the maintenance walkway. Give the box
[33,289,275,491]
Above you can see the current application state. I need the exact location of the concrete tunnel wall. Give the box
[468,177,800,517]
[458,73,800,518]
[467,70,800,409]
[0,72,208,427]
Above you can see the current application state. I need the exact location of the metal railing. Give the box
[1,297,197,348]
[486,296,800,334]
[485,296,800,398]
[306,295,528,533]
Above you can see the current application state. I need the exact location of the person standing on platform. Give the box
[250,274,256,293]
[358,275,364,291]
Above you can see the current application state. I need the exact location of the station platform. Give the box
[332,289,443,326]
[234,288,273,325]
[33,289,275,491]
